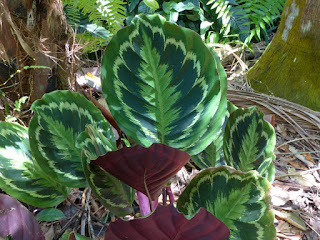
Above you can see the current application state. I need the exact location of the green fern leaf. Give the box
[63,0,126,52]
[203,0,286,44]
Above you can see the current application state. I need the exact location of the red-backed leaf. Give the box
[263,114,276,127]
[0,194,44,240]
[105,204,230,240]
[94,143,190,200]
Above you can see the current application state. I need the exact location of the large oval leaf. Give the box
[0,122,68,207]
[76,124,135,217]
[29,90,109,187]
[94,143,190,200]
[0,194,44,240]
[223,108,276,182]
[177,166,276,240]
[105,204,230,240]
[101,14,227,155]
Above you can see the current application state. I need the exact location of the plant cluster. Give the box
[0,14,276,239]
[63,0,285,53]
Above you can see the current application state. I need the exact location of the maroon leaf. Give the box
[104,204,230,240]
[0,194,44,240]
[94,143,190,200]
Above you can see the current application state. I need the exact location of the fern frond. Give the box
[204,0,286,44]
[64,2,81,25]
[207,0,233,35]
[98,0,126,33]
[62,0,126,52]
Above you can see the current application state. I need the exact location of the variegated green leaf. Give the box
[101,14,227,155]
[223,108,276,182]
[177,166,276,240]
[76,123,117,163]
[0,122,69,207]
[83,161,135,216]
[29,90,109,187]
[192,101,238,168]
[76,124,135,216]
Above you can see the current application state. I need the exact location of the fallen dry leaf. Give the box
[274,209,307,231]
[302,153,315,164]
[287,167,318,187]
[289,159,308,170]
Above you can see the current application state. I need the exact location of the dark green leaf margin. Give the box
[76,124,135,216]
[177,166,276,240]
[101,13,227,155]
[223,108,276,182]
[0,122,68,207]
[29,90,109,187]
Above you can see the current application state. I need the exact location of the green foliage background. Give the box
[63,0,285,52]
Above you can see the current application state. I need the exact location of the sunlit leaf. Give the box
[143,0,159,10]
[0,122,68,207]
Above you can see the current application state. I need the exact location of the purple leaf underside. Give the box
[0,194,44,240]
[94,143,190,200]
[105,204,230,240]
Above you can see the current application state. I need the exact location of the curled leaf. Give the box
[94,143,190,200]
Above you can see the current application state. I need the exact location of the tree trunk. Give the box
[247,0,320,111]
[0,0,77,102]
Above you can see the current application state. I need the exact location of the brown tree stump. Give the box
[247,0,320,111]
[0,0,77,102]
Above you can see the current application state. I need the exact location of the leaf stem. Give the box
[137,191,151,217]
[143,169,153,212]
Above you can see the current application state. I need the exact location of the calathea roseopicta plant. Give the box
[0,14,276,239]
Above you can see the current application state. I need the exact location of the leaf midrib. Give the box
[143,31,165,143]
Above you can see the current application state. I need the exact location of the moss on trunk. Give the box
[247,0,320,111]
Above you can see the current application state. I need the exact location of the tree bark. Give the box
[247,0,320,111]
[0,0,77,102]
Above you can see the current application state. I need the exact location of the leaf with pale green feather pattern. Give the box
[76,122,117,163]
[101,14,227,155]
[192,101,238,168]
[29,90,110,187]
[0,122,69,207]
[76,124,135,216]
[177,166,276,240]
[223,108,276,182]
[83,161,135,216]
